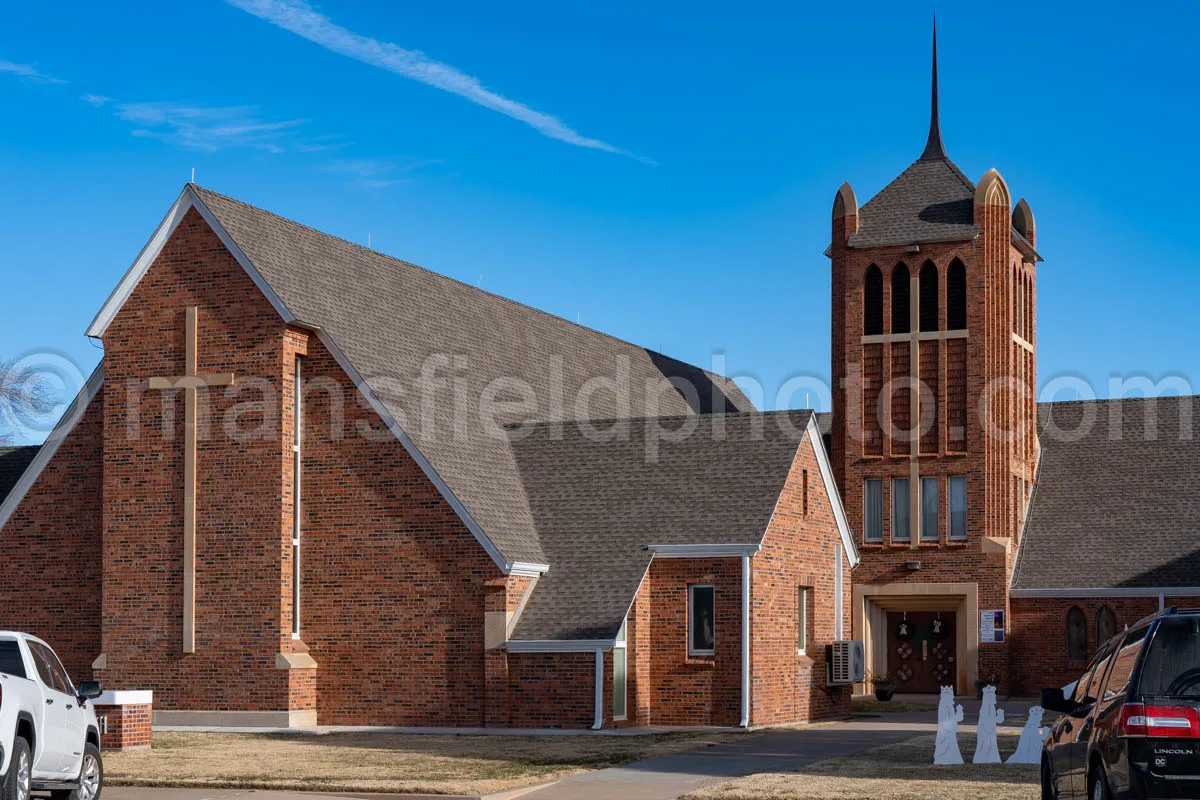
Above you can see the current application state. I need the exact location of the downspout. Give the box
[592,648,604,730]
[740,553,751,728]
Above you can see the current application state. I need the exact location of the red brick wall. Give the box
[0,392,104,682]
[1008,596,1188,694]
[751,442,852,725]
[507,652,595,728]
[95,703,152,750]
[298,333,503,725]
[639,558,742,727]
[94,209,505,724]
[98,208,294,710]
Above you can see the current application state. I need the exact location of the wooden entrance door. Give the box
[886,611,957,694]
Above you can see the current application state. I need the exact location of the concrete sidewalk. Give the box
[512,698,1037,800]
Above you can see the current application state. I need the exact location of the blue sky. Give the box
[2,1,1198,441]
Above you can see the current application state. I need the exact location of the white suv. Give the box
[0,632,103,800]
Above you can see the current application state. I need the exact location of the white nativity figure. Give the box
[973,685,1006,764]
[933,685,965,765]
[1006,705,1048,764]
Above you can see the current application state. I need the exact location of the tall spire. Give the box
[919,17,947,161]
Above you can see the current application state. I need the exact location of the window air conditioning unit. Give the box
[826,640,865,686]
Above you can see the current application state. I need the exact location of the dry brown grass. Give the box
[685,730,1038,800]
[105,730,738,795]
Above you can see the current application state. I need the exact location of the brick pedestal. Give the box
[94,690,153,750]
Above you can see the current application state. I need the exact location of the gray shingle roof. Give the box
[848,157,979,249]
[0,446,39,508]
[1012,396,1200,591]
[192,186,754,567]
[508,410,813,641]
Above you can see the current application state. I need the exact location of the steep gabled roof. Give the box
[507,410,824,641]
[86,185,753,572]
[1012,396,1200,592]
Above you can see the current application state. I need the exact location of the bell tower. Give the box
[830,22,1042,696]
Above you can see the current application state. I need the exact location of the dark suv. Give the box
[1042,607,1200,799]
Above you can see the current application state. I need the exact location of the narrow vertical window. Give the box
[864,479,883,542]
[947,259,967,330]
[892,477,911,542]
[1067,606,1087,660]
[292,357,303,639]
[798,587,812,653]
[919,261,939,332]
[802,469,809,515]
[688,585,715,656]
[948,476,967,540]
[920,476,939,541]
[864,265,883,336]
[892,263,911,333]
[613,618,627,721]
[834,543,844,640]
[1096,606,1117,647]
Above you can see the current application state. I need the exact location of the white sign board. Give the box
[980,610,1005,643]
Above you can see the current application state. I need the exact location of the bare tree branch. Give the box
[0,357,55,445]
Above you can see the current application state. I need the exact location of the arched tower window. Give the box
[891,263,910,334]
[1066,606,1087,661]
[1096,605,1117,647]
[864,265,883,336]
[947,259,966,330]
[919,261,939,332]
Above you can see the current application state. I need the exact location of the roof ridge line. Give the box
[503,408,812,431]
[191,184,735,390]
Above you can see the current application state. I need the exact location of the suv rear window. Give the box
[1140,616,1200,698]
[0,640,26,679]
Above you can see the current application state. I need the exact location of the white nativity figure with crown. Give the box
[973,685,1006,763]
[1007,706,1049,764]
[933,685,965,765]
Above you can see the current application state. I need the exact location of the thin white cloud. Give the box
[223,0,649,162]
[0,60,65,84]
[114,102,306,152]
[321,157,439,189]
[81,93,110,106]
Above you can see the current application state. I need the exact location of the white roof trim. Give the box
[505,639,615,653]
[509,561,550,577]
[1011,587,1200,599]
[314,329,549,578]
[0,363,104,533]
[806,414,860,566]
[85,185,296,338]
[647,543,762,558]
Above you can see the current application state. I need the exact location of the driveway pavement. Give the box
[105,698,1037,800]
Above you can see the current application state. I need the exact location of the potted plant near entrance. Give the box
[866,670,896,702]
[977,670,1000,699]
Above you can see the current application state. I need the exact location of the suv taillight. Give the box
[1120,703,1200,738]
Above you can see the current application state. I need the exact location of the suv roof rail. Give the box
[1131,606,1200,629]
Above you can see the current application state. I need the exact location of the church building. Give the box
[2,25,1198,728]
[0,187,855,729]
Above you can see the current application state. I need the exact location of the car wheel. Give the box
[1,738,32,800]
[1041,756,1059,800]
[51,743,103,800]
[1090,764,1111,800]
